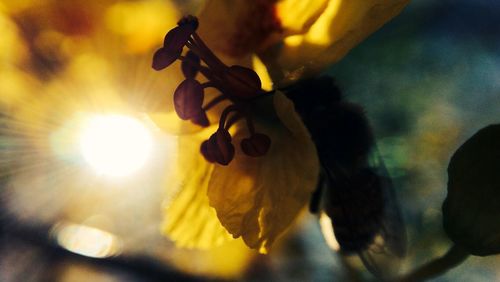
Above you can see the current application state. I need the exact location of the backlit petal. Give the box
[207,92,319,253]
[274,0,410,84]
[162,128,234,249]
[148,111,206,135]
[105,0,179,54]
[197,0,282,61]
[277,0,330,35]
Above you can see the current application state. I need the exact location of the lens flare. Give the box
[52,222,121,258]
[79,114,153,177]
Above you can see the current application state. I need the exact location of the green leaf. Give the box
[443,124,500,256]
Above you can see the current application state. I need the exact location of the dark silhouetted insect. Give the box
[284,76,406,280]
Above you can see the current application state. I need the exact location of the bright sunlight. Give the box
[79,114,153,177]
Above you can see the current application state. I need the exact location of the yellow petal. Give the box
[197,0,283,61]
[162,128,234,249]
[148,111,207,135]
[277,0,330,35]
[105,0,179,54]
[207,92,319,253]
[276,0,410,84]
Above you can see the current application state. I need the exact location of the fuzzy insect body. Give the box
[285,76,406,279]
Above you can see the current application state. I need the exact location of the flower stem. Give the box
[396,244,469,282]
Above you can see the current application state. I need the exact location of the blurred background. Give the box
[0,0,499,281]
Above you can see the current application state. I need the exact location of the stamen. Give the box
[218,105,240,129]
[250,90,275,101]
[152,16,198,71]
[181,50,200,79]
[201,128,235,165]
[162,25,192,52]
[152,47,181,71]
[177,15,199,29]
[153,15,275,164]
[201,82,216,89]
[224,113,243,131]
[191,32,227,72]
[200,140,215,163]
[245,115,256,135]
[179,55,216,84]
[241,133,271,157]
[173,79,204,120]
[190,110,209,127]
[201,82,228,101]
[224,65,262,98]
[185,41,222,74]
[203,94,227,111]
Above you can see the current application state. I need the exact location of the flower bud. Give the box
[173,79,204,120]
[225,65,262,98]
[241,133,271,157]
[442,124,500,256]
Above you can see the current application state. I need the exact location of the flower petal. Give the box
[105,0,179,54]
[148,111,207,135]
[207,92,319,253]
[277,0,330,35]
[162,129,234,249]
[197,0,283,60]
[274,0,410,84]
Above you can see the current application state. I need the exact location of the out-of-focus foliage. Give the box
[443,124,500,257]
[330,0,500,280]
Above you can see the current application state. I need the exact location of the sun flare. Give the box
[79,114,153,177]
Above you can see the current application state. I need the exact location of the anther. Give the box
[218,105,240,130]
[225,65,262,98]
[241,133,271,157]
[203,95,227,112]
[200,140,215,163]
[181,50,200,79]
[177,15,199,29]
[152,47,180,71]
[240,116,271,157]
[173,79,204,120]
[152,16,198,71]
[201,128,235,165]
[190,110,209,127]
[153,15,275,165]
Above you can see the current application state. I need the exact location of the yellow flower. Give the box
[0,1,256,277]
[152,0,410,253]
